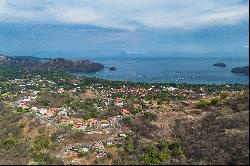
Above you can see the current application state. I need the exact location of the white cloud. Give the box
[0,0,249,30]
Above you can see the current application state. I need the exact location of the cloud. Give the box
[0,0,249,30]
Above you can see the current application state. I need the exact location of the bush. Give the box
[144,112,153,118]
[107,152,113,159]
[168,142,184,157]
[83,114,91,120]
[142,145,161,165]
[195,98,220,109]
[1,136,19,147]
[158,152,170,161]
[131,108,140,114]
[78,149,88,157]
[124,135,135,153]
[32,135,51,151]
[195,100,210,109]
[33,152,60,165]
[122,116,132,125]
[140,141,184,165]
[141,144,170,165]
[210,98,219,105]
[220,92,229,99]
[159,139,168,149]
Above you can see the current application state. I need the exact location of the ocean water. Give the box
[0,23,249,84]
[78,57,249,84]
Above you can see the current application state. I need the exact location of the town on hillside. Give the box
[0,69,249,165]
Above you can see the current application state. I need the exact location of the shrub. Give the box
[1,136,19,147]
[131,108,140,114]
[83,114,91,120]
[32,135,51,151]
[124,135,135,153]
[33,152,59,165]
[159,139,168,149]
[122,116,132,125]
[158,152,170,161]
[168,142,184,157]
[195,99,210,109]
[210,98,219,105]
[78,149,88,157]
[141,144,170,165]
[144,112,153,119]
[220,92,229,99]
[107,152,113,159]
[195,98,220,109]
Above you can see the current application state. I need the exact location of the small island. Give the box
[109,66,117,71]
[231,66,249,76]
[213,63,226,67]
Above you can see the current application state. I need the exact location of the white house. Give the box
[38,108,48,115]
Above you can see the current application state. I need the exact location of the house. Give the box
[58,88,65,94]
[108,116,118,122]
[114,98,124,106]
[18,102,29,109]
[87,118,98,127]
[99,120,109,127]
[59,116,73,125]
[38,108,48,115]
[73,118,84,128]
[58,110,68,116]
[121,109,130,115]
[100,120,108,124]
[32,91,40,95]
[46,108,59,117]
[118,133,127,138]
[133,104,141,109]
[105,141,113,146]
[167,87,177,92]
[31,107,38,111]
[21,96,32,102]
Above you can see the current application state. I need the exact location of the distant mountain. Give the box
[231,66,249,76]
[0,54,104,73]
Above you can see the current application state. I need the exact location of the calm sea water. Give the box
[0,23,248,84]
[78,57,249,84]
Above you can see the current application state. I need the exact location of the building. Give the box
[58,88,65,94]
[87,118,98,127]
[59,116,73,125]
[133,104,141,109]
[46,108,59,117]
[121,109,130,115]
[73,118,84,128]
[38,108,48,115]
[19,103,29,110]
[114,98,124,106]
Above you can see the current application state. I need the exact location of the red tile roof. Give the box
[121,109,130,114]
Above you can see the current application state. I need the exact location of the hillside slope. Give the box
[173,92,249,165]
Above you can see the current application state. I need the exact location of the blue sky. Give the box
[0,0,249,58]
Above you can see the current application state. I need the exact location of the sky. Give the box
[0,0,249,58]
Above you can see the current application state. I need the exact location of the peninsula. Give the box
[0,55,104,73]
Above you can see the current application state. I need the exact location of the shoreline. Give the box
[75,73,249,87]
[74,73,249,86]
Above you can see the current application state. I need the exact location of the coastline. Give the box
[76,73,249,87]
[76,56,249,85]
